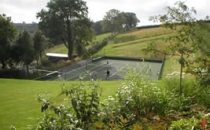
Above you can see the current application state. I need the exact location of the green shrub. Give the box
[116,66,171,116]
[169,116,209,130]
[88,34,117,55]
[34,79,102,130]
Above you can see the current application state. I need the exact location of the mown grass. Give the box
[0,79,121,129]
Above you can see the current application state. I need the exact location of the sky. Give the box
[0,0,209,26]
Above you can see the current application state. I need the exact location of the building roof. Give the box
[46,53,68,58]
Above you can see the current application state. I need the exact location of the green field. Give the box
[0,79,121,129]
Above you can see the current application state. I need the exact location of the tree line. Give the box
[0,14,48,75]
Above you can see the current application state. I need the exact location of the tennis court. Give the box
[45,56,164,81]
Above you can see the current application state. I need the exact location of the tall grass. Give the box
[115,27,172,40]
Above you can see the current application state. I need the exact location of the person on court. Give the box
[106,69,110,80]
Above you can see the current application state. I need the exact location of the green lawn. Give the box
[0,79,121,129]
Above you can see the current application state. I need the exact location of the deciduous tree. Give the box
[102,9,140,33]
[33,30,48,67]
[37,0,93,58]
[93,20,103,34]
[102,9,125,33]
[149,1,205,94]
[121,12,140,31]
[0,14,17,69]
[14,30,34,75]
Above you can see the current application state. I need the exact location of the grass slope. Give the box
[46,33,112,54]
[0,79,120,129]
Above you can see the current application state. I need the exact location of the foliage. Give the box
[169,116,210,130]
[102,9,139,33]
[37,0,94,58]
[93,21,103,34]
[0,14,17,69]
[121,12,140,30]
[0,69,27,78]
[149,1,206,95]
[88,34,116,56]
[12,30,35,75]
[35,79,102,130]
[116,65,171,116]
[102,9,122,33]
[33,29,48,67]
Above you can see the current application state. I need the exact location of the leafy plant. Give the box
[116,65,171,116]
[169,116,208,130]
[34,79,102,130]
[149,1,206,95]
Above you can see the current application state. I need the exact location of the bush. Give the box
[34,79,102,130]
[116,66,171,116]
[169,116,210,130]
[0,69,34,79]
[88,34,117,55]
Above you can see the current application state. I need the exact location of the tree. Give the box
[102,9,140,33]
[93,21,103,34]
[121,12,140,31]
[102,9,125,33]
[149,1,205,95]
[37,0,93,58]
[14,30,34,75]
[0,14,17,69]
[33,30,48,67]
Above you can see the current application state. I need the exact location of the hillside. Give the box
[14,23,38,34]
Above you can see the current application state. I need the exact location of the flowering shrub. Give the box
[34,79,102,130]
[116,65,171,117]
